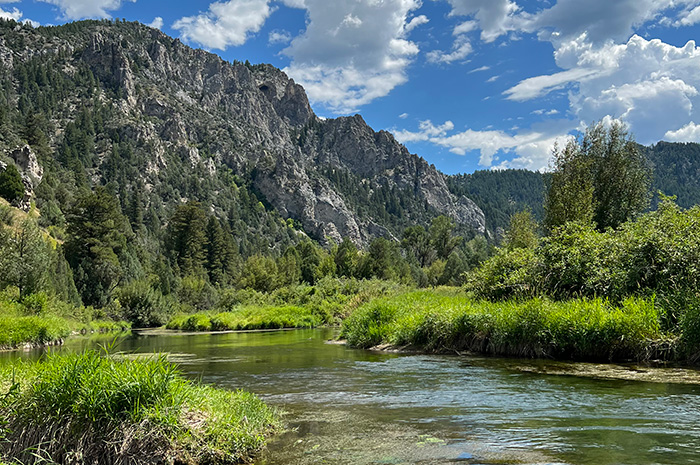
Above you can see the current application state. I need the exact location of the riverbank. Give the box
[0,349,279,464]
[0,290,131,351]
[341,291,670,362]
[166,304,325,331]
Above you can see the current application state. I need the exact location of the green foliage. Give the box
[0,165,23,204]
[0,218,51,298]
[503,210,539,250]
[166,202,208,275]
[0,350,279,464]
[116,280,170,327]
[448,169,546,233]
[545,120,651,231]
[167,305,323,331]
[342,291,661,361]
[240,255,278,293]
[65,187,132,307]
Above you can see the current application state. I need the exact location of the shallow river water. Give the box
[5,329,700,465]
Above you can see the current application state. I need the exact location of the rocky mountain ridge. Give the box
[0,19,485,247]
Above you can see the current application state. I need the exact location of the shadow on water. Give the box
[4,329,700,465]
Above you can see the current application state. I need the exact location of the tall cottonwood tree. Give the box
[545,120,651,232]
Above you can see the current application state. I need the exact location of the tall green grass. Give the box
[166,305,327,331]
[341,291,663,361]
[0,289,130,350]
[0,349,279,464]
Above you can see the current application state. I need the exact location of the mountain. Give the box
[0,18,485,250]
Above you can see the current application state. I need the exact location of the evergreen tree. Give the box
[165,202,207,276]
[0,218,50,298]
[334,237,358,278]
[296,240,321,284]
[65,187,131,307]
[0,164,24,204]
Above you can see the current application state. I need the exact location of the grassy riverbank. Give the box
[0,290,130,350]
[164,278,409,331]
[341,291,666,361]
[166,305,325,331]
[0,349,279,464]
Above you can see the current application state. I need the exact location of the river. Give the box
[4,329,700,465]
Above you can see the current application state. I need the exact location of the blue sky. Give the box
[4,0,700,175]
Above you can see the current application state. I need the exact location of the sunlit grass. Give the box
[341,291,662,361]
[0,349,279,464]
[166,305,326,331]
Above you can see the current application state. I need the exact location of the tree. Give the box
[429,216,462,260]
[503,210,539,250]
[165,202,207,275]
[0,164,24,204]
[401,225,435,267]
[545,120,651,232]
[334,237,358,278]
[0,218,50,298]
[296,240,321,284]
[65,187,131,307]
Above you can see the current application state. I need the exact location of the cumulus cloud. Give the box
[38,0,135,20]
[665,122,700,141]
[405,14,429,32]
[393,119,572,169]
[283,0,423,113]
[443,0,520,43]
[147,17,163,30]
[173,0,273,50]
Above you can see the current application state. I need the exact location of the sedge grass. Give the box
[341,291,663,361]
[0,349,279,464]
[166,305,325,331]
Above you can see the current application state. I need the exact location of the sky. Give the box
[3,1,700,175]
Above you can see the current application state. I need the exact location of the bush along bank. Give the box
[0,349,280,464]
[341,291,668,362]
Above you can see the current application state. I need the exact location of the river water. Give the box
[5,329,700,465]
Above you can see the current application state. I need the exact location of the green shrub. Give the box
[117,280,171,328]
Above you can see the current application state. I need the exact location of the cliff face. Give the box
[0,20,485,246]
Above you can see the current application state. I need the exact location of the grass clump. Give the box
[0,349,279,464]
[341,291,663,361]
[166,305,324,331]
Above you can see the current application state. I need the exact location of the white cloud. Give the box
[504,34,700,144]
[393,119,572,169]
[398,112,409,119]
[426,35,472,64]
[147,17,163,30]
[393,120,455,142]
[173,0,273,50]
[468,65,490,73]
[0,6,21,21]
[283,0,423,113]
[677,5,700,26]
[443,0,520,43]
[486,74,499,82]
[38,0,135,20]
[405,14,429,32]
[268,29,292,45]
[504,66,601,101]
[665,121,700,141]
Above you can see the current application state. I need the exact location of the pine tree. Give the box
[0,164,24,204]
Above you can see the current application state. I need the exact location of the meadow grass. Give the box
[0,349,279,464]
[166,305,326,331]
[0,289,131,350]
[341,291,663,361]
